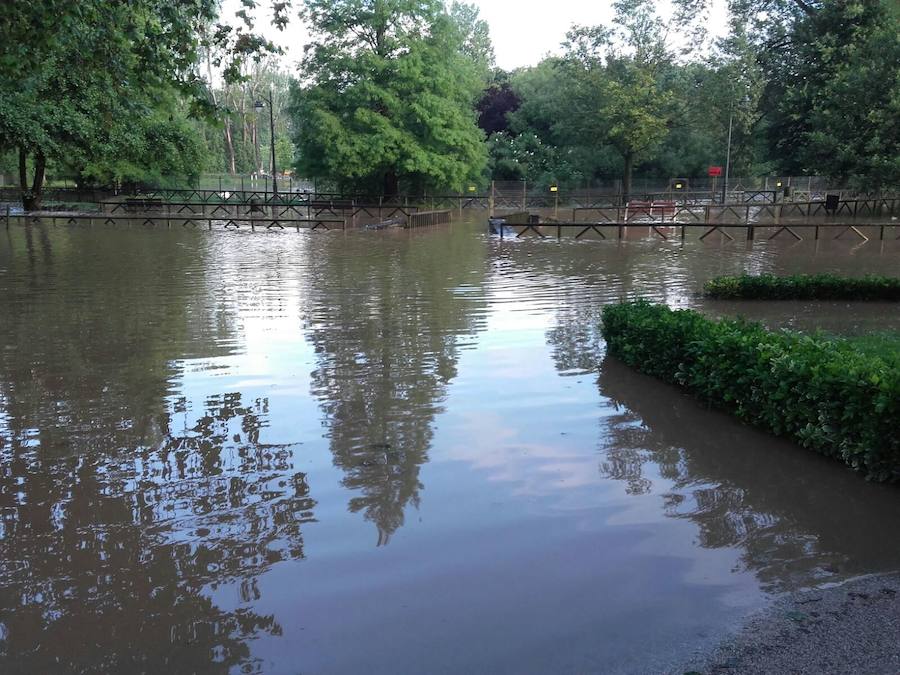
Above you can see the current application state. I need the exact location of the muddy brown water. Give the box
[0,218,898,674]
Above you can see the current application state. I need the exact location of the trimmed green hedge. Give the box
[601,301,900,482]
[703,274,900,300]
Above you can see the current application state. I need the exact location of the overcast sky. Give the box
[222,0,728,72]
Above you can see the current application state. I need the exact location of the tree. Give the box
[562,0,675,201]
[502,59,616,184]
[77,101,209,188]
[201,55,295,177]
[488,132,561,183]
[507,59,570,146]
[647,56,769,179]
[476,72,521,136]
[449,1,496,76]
[763,0,900,187]
[0,1,286,209]
[290,0,489,195]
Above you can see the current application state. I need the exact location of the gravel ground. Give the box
[676,573,900,675]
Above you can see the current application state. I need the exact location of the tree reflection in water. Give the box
[0,228,315,672]
[544,306,900,592]
[0,392,314,673]
[303,233,487,545]
[596,356,900,591]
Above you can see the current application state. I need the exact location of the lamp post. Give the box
[254,86,278,196]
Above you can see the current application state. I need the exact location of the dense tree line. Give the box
[483,0,899,193]
[1,0,897,209]
[0,0,287,208]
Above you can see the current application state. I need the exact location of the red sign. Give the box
[708,166,723,177]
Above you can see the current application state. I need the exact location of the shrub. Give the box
[703,274,900,300]
[601,301,900,482]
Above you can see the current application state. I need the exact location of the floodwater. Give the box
[0,217,898,674]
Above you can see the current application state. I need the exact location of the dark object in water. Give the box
[488,217,507,235]
[366,217,403,230]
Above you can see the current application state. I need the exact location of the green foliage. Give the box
[80,111,206,187]
[290,0,489,194]
[843,332,900,367]
[5,0,896,197]
[498,2,680,193]
[560,4,676,196]
[449,1,496,76]
[507,59,569,144]
[497,16,774,186]
[763,0,900,188]
[490,0,898,189]
[200,63,295,176]
[0,0,283,207]
[487,132,583,185]
[601,301,900,482]
[704,274,900,300]
[274,136,294,172]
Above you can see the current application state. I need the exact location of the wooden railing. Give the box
[406,210,453,228]
[4,210,346,231]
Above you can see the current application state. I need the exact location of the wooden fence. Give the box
[567,198,900,224]
[406,210,453,228]
[495,220,899,242]
[4,210,346,231]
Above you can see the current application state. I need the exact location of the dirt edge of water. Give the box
[675,572,900,675]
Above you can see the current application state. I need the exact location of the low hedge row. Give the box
[703,274,900,300]
[601,300,900,482]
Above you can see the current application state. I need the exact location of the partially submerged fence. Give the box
[567,197,900,224]
[99,197,421,225]
[4,210,347,231]
[406,210,452,228]
[3,181,895,214]
[494,219,898,243]
[492,196,900,242]
[2,204,458,233]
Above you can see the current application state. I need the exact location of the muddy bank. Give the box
[677,573,900,675]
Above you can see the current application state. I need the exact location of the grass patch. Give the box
[601,301,900,482]
[703,274,900,301]
[842,333,900,366]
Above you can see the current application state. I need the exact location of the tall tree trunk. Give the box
[253,123,262,175]
[208,52,236,176]
[622,151,634,205]
[383,169,399,197]
[19,147,45,212]
[18,147,27,195]
[375,0,387,57]
[224,119,236,175]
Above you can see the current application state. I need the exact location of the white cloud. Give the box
[219,0,729,73]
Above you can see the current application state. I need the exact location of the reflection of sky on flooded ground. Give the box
[0,220,898,673]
